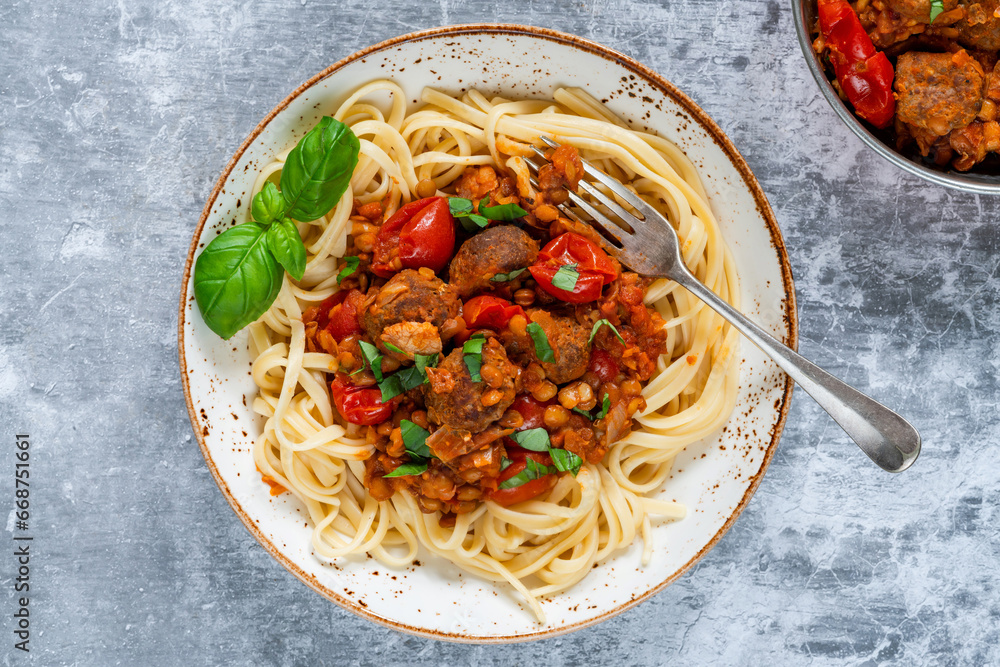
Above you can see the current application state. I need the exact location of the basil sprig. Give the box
[930,0,944,21]
[526,322,555,363]
[194,117,360,339]
[508,428,584,478]
[589,319,625,344]
[383,419,433,478]
[551,263,579,292]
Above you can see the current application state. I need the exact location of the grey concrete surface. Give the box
[1,0,997,664]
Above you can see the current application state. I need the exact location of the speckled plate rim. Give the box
[178,23,799,643]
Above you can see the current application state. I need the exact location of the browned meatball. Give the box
[423,338,518,433]
[361,269,460,357]
[448,225,539,298]
[526,309,591,384]
[895,50,985,136]
[885,0,958,22]
[957,0,1000,50]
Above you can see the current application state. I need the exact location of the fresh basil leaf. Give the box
[458,214,489,233]
[551,263,579,292]
[509,428,550,452]
[589,319,625,344]
[449,197,474,215]
[499,458,555,489]
[572,407,591,419]
[500,457,513,472]
[358,340,383,382]
[550,448,583,476]
[414,353,439,374]
[463,335,486,382]
[280,117,360,222]
[930,0,944,21]
[378,375,403,401]
[251,181,286,224]
[491,267,527,283]
[337,256,360,284]
[526,322,555,363]
[194,222,283,340]
[400,420,432,459]
[383,341,405,355]
[265,218,307,281]
[384,462,428,478]
[480,200,528,221]
[595,394,611,419]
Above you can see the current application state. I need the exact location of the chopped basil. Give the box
[491,267,527,283]
[384,462,429,478]
[448,197,474,215]
[551,263,579,292]
[400,420,432,459]
[377,353,439,402]
[336,255,360,283]
[500,457,513,472]
[549,448,583,476]
[526,322,555,363]
[463,334,486,382]
[383,341,405,355]
[358,340,384,382]
[499,457,556,489]
[929,0,944,21]
[459,214,489,232]
[572,407,591,418]
[595,394,611,419]
[479,196,527,221]
[449,196,490,232]
[589,319,625,344]
[414,353,439,374]
[508,428,550,452]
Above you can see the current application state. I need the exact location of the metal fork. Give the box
[525,137,920,473]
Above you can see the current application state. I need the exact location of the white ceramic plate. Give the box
[179,25,797,642]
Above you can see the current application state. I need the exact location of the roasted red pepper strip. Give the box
[371,197,456,277]
[329,373,397,425]
[818,0,896,129]
[529,232,618,304]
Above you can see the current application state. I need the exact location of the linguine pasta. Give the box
[246,80,740,622]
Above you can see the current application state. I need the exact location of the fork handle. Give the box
[672,271,920,472]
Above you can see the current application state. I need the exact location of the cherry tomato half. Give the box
[318,289,365,341]
[486,447,557,507]
[371,197,456,277]
[588,348,620,383]
[509,394,555,431]
[529,232,618,303]
[462,295,526,331]
[329,373,397,425]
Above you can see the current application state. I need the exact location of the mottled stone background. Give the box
[1,0,997,664]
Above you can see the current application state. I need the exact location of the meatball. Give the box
[895,50,985,137]
[448,225,539,297]
[361,269,461,355]
[526,309,591,384]
[884,0,958,23]
[957,0,1000,51]
[423,338,518,433]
